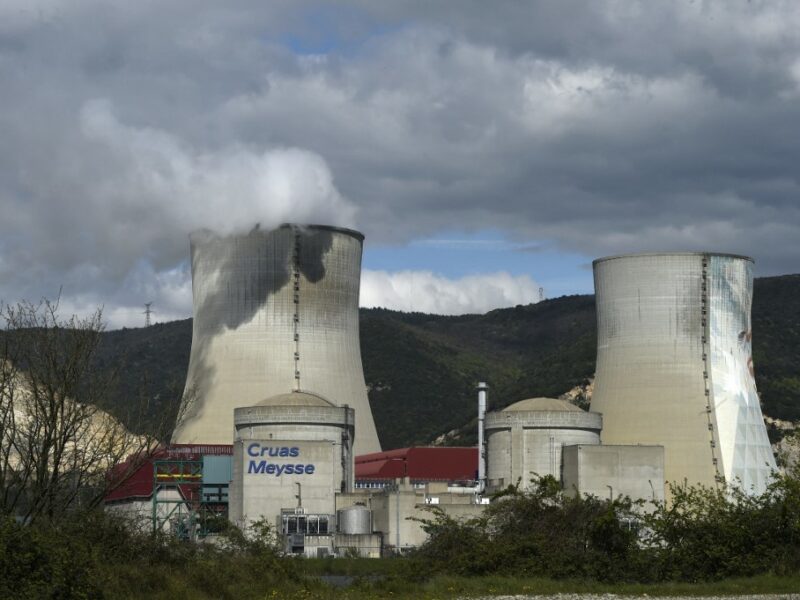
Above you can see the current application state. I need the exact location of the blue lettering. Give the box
[279,447,289,457]
[247,443,260,458]
[246,457,317,476]
[268,447,279,457]
[248,460,267,474]
[290,447,300,457]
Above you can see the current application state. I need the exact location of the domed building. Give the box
[485,397,602,492]
[228,390,355,540]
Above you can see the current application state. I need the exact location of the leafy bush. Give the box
[644,469,800,581]
[411,476,642,582]
[0,510,301,599]
[412,469,800,583]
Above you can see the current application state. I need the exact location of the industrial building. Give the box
[591,252,777,494]
[562,444,665,506]
[481,394,665,508]
[105,231,777,555]
[354,447,478,489]
[105,444,233,536]
[228,391,354,532]
[105,441,484,555]
[110,223,486,556]
[484,397,602,491]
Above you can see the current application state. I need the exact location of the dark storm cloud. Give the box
[1,0,799,325]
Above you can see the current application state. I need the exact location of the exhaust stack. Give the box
[477,382,488,492]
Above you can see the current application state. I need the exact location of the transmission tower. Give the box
[144,302,154,327]
[538,287,545,302]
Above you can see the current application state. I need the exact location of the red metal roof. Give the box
[355,447,478,482]
[104,444,232,503]
[107,445,478,502]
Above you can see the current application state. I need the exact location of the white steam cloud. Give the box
[360,270,542,315]
[79,99,357,237]
[0,99,359,328]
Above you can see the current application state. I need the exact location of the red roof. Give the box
[104,444,232,503]
[106,445,478,502]
[355,447,477,482]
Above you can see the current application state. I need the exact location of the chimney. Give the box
[477,381,488,493]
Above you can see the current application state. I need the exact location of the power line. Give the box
[143,302,154,327]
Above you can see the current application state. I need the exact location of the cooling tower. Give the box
[591,252,776,494]
[172,224,381,456]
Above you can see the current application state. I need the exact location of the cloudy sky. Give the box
[1,1,799,328]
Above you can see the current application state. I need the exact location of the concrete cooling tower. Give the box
[591,252,776,494]
[171,224,381,456]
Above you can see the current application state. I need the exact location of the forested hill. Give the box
[96,274,800,450]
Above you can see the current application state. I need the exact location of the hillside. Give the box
[95,274,800,450]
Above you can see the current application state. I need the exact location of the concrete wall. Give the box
[370,480,485,553]
[334,533,382,558]
[591,253,776,494]
[562,444,665,511]
[299,534,334,558]
[173,225,380,456]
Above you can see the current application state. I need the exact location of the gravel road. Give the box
[464,595,800,600]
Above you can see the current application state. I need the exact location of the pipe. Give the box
[477,382,488,494]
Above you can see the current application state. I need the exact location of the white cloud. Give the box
[60,268,544,329]
[47,262,193,329]
[360,270,542,315]
[2,0,800,326]
[79,98,357,240]
[0,97,357,324]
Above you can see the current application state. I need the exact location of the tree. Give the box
[0,297,173,523]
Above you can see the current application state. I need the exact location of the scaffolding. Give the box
[151,458,228,539]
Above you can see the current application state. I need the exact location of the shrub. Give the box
[412,469,800,583]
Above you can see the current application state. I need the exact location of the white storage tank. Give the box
[228,391,354,529]
[485,397,601,493]
[337,505,372,535]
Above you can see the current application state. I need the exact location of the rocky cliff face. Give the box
[768,416,800,472]
[559,377,594,411]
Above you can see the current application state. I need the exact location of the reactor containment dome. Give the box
[590,252,776,494]
[172,224,381,456]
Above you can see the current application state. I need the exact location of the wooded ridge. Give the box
[92,274,800,450]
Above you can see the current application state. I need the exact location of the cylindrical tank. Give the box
[337,505,372,535]
[172,224,380,456]
[591,252,776,494]
[485,397,601,492]
[228,391,354,526]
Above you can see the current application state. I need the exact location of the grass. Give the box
[101,563,800,600]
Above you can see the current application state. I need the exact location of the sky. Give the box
[1,1,799,328]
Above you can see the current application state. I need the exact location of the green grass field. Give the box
[103,561,800,600]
